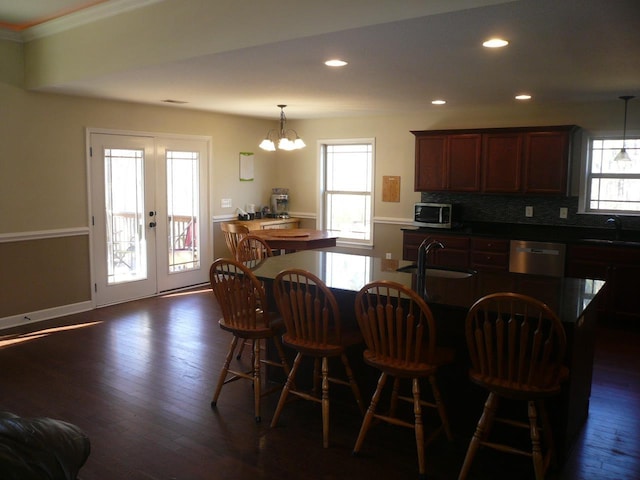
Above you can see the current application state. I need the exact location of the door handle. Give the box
[149,221,157,228]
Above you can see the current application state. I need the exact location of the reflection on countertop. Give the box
[249,250,605,324]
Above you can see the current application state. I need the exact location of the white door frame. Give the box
[86,128,212,307]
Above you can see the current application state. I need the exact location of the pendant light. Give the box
[613,95,635,162]
[259,105,306,151]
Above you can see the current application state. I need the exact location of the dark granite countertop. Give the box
[403,221,640,247]
[249,250,605,324]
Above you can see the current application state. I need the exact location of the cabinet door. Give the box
[447,134,482,192]
[523,131,570,194]
[482,133,523,193]
[414,135,447,191]
[413,133,481,192]
[430,234,470,268]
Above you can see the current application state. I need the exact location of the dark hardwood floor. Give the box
[1,287,638,480]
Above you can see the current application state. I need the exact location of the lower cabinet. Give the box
[566,244,640,323]
[470,238,509,271]
[403,232,469,268]
[402,232,509,272]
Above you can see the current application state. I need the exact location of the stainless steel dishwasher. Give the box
[509,240,566,277]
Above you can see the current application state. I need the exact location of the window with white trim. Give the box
[321,141,374,245]
[584,136,640,213]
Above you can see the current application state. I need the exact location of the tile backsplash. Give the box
[420,192,640,231]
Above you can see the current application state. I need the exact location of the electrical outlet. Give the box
[559,207,568,219]
[525,206,533,217]
[221,198,232,208]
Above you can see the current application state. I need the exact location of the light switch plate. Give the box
[525,206,533,217]
[221,198,232,208]
[560,207,568,219]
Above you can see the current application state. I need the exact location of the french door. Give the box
[90,131,210,306]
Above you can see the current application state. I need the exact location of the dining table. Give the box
[248,228,338,252]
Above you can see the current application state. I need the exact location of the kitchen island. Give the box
[249,250,605,463]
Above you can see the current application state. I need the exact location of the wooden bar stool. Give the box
[235,235,273,262]
[458,292,569,480]
[220,222,249,258]
[353,280,454,480]
[270,268,365,448]
[208,258,291,423]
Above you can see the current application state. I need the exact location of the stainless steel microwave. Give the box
[413,203,453,228]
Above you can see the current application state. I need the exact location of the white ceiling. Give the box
[2,0,640,119]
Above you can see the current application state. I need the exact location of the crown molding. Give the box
[0,28,22,42]
[17,0,163,42]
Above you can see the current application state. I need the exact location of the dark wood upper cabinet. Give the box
[482,133,523,193]
[412,126,576,195]
[413,132,481,192]
[414,135,447,191]
[448,134,482,192]
[523,130,571,194]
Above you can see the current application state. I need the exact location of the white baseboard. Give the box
[0,301,94,332]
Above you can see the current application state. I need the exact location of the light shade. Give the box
[614,95,635,161]
[259,105,306,151]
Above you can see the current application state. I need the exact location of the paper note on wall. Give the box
[239,152,254,181]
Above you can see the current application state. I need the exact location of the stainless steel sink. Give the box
[396,264,476,279]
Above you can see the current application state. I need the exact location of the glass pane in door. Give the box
[166,150,200,273]
[105,148,147,284]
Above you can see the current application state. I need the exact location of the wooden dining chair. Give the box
[353,280,454,480]
[220,222,250,258]
[458,292,569,480]
[270,268,365,448]
[208,258,291,423]
[235,234,273,262]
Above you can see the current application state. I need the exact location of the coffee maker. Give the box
[270,188,289,218]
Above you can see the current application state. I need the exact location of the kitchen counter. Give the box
[250,249,604,462]
[404,221,640,246]
[231,217,300,230]
[250,250,603,323]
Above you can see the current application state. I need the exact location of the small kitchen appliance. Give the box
[413,203,453,228]
[270,188,289,218]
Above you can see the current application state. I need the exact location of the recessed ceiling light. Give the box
[515,94,532,100]
[483,38,509,48]
[432,99,446,105]
[325,59,348,67]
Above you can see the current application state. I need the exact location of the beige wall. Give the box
[1,38,282,323]
[274,101,633,258]
[2,35,637,324]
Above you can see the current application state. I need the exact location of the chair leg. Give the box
[313,357,321,396]
[340,353,365,415]
[428,374,453,441]
[390,377,401,417]
[412,378,426,480]
[458,392,499,480]
[353,372,388,455]
[538,399,556,472]
[270,352,303,428]
[528,400,545,480]
[252,340,262,423]
[211,336,239,408]
[272,336,292,378]
[321,356,330,448]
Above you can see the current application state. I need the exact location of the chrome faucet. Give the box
[416,239,444,295]
[606,216,622,240]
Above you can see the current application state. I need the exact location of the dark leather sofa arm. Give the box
[0,412,90,480]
